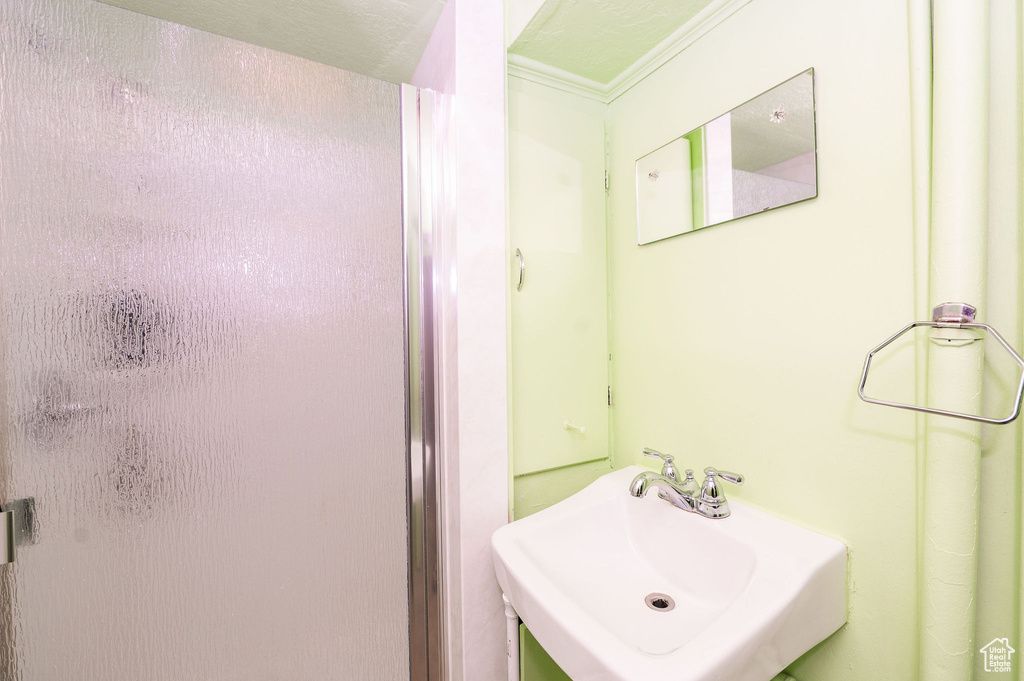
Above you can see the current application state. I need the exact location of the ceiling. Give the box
[730,71,815,172]
[508,0,718,85]
[97,0,447,84]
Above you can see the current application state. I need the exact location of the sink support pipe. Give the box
[503,594,520,681]
[920,1,989,680]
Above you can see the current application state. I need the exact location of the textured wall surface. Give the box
[0,0,410,677]
[450,0,510,671]
[975,0,1023,675]
[411,0,511,679]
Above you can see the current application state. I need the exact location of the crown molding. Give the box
[506,54,610,102]
[507,0,753,104]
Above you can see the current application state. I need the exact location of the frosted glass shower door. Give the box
[0,1,412,678]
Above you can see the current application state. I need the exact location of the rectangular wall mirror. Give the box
[636,68,817,245]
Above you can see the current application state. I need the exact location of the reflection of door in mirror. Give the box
[636,68,817,244]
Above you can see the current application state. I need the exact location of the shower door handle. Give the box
[1,506,14,565]
[0,498,35,565]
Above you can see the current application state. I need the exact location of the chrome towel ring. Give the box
[858,303,1024,424]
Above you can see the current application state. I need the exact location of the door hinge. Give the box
[607,386,612,406]
[604,171,609,191]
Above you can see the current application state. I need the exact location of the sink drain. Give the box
[645,593,675,612]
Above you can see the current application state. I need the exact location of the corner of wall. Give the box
[439,2,511,681]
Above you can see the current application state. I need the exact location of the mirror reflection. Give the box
[637,68,817,245]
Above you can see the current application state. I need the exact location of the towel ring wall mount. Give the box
[858,303,1024,425]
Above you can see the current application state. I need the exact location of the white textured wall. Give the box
[452,3,509,678]
[413,1,510,679]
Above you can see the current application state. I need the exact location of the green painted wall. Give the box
[520,624,573,681]
[507,0,1023,679]
[605,0,1023,679]
[513,459,612,520]
[607,0,919,676]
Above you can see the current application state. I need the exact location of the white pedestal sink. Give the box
[492,466,847,681]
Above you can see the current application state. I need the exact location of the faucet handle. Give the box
[703,467,744,485]
[643,447,677,480]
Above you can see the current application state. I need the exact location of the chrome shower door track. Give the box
[402,84,453,681]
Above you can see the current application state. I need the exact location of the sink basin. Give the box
[492,466,847,681]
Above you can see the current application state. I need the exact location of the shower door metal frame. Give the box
[402,84,453,681]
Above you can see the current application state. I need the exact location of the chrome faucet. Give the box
[642,447,698,495]
[630,470,700,513]
[697,467,744,518]
[631,451,744,519]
